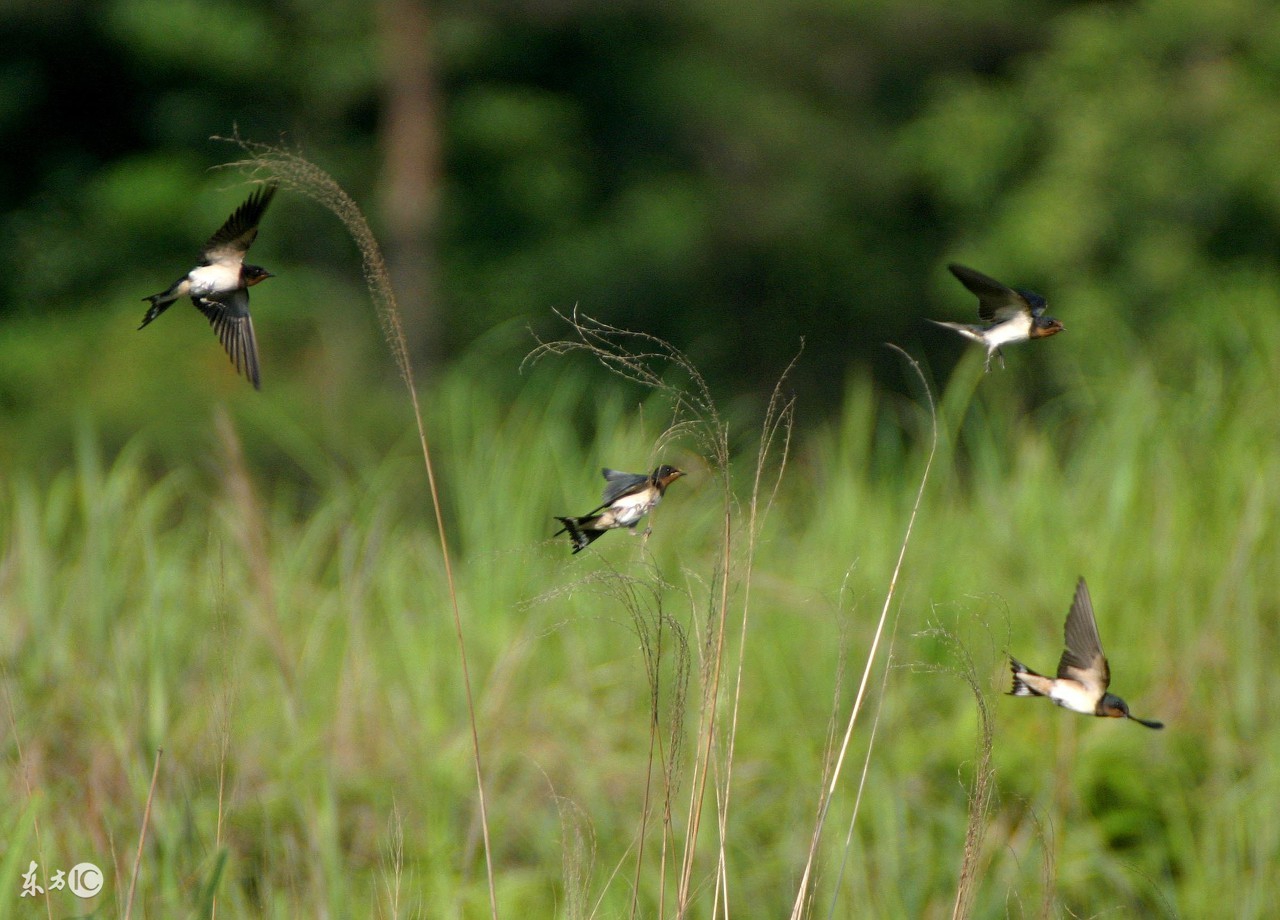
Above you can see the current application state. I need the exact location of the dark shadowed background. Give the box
[4,0,1277,450]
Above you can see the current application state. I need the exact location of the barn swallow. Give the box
[139,184,278,389]
[1009,577,1163,729]
[554,465,685,553]
[931,263,1064,371]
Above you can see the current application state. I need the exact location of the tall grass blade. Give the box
[218,135,499,918]
[792,345,937,918]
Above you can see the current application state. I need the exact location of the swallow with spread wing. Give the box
[555,465,685,553]
[932,263,1064,371]
[140,184,278,389]
[1009,577,1163,729]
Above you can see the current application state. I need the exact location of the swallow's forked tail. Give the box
[1008,657,1047,697]
[928,319,986,344]
[554,516,604,554]
[931,319,1004,370]
[139,279,186,330]
[139,294,176,329]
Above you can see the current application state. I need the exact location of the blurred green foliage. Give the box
[4,0,1278,410]
[2,323,1278,914]
[2,1,1280,915]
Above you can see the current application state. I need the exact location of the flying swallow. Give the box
[554,465,685,553]
[931,263,1064,371]
[1009,577,1163,729]
[139,184,278,389]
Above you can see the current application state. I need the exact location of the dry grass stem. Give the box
[712,348,798,917]
[531,311,800,918]
[571,567,690,919]
[556,795,597,920]
[124,747,163,920]
[526,307,730,474]
[380,801,407,920]
[913,621,998,920]
[218,135,499,918]
[792,345,937,918]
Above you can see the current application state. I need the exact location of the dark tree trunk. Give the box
[377,0,441,372]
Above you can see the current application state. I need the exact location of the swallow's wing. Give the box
[194,288,261,389]
[1056,577,1110,692]
[948,263,1031,323]
[1021,291,1050,319]
[199,184,277,266]
[600,469,650,505]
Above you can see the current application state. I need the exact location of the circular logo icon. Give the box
[68,863,103,898]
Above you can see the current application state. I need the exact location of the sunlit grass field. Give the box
[2,275,1279,918]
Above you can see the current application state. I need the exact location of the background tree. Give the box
[379,0,442,368]
[0,0,1277,411]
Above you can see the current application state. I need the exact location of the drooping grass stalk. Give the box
[791,345,937,918]
[527,307,729,470]
[529,312,799,917]
[218,135,498,919]
[529,310,749,917]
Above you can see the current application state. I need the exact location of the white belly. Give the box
[188,263,241,296]
[984,314,1033,347]
[1049,681,1097,715]
[609,491,658,527]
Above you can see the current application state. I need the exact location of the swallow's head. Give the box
[1102,693,1164,728]
[243,264,274,286]
[1031,316,1065,338]
[1098,693,1131,719]
[652,465,685,489]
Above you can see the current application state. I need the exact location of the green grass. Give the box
[2,290,1279,919]
[4,166,1280,920]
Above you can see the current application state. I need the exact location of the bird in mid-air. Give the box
[139,183,278,389]
[1008,577,1164,729]
[554,465,685,553]
[932,263,1064,371]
